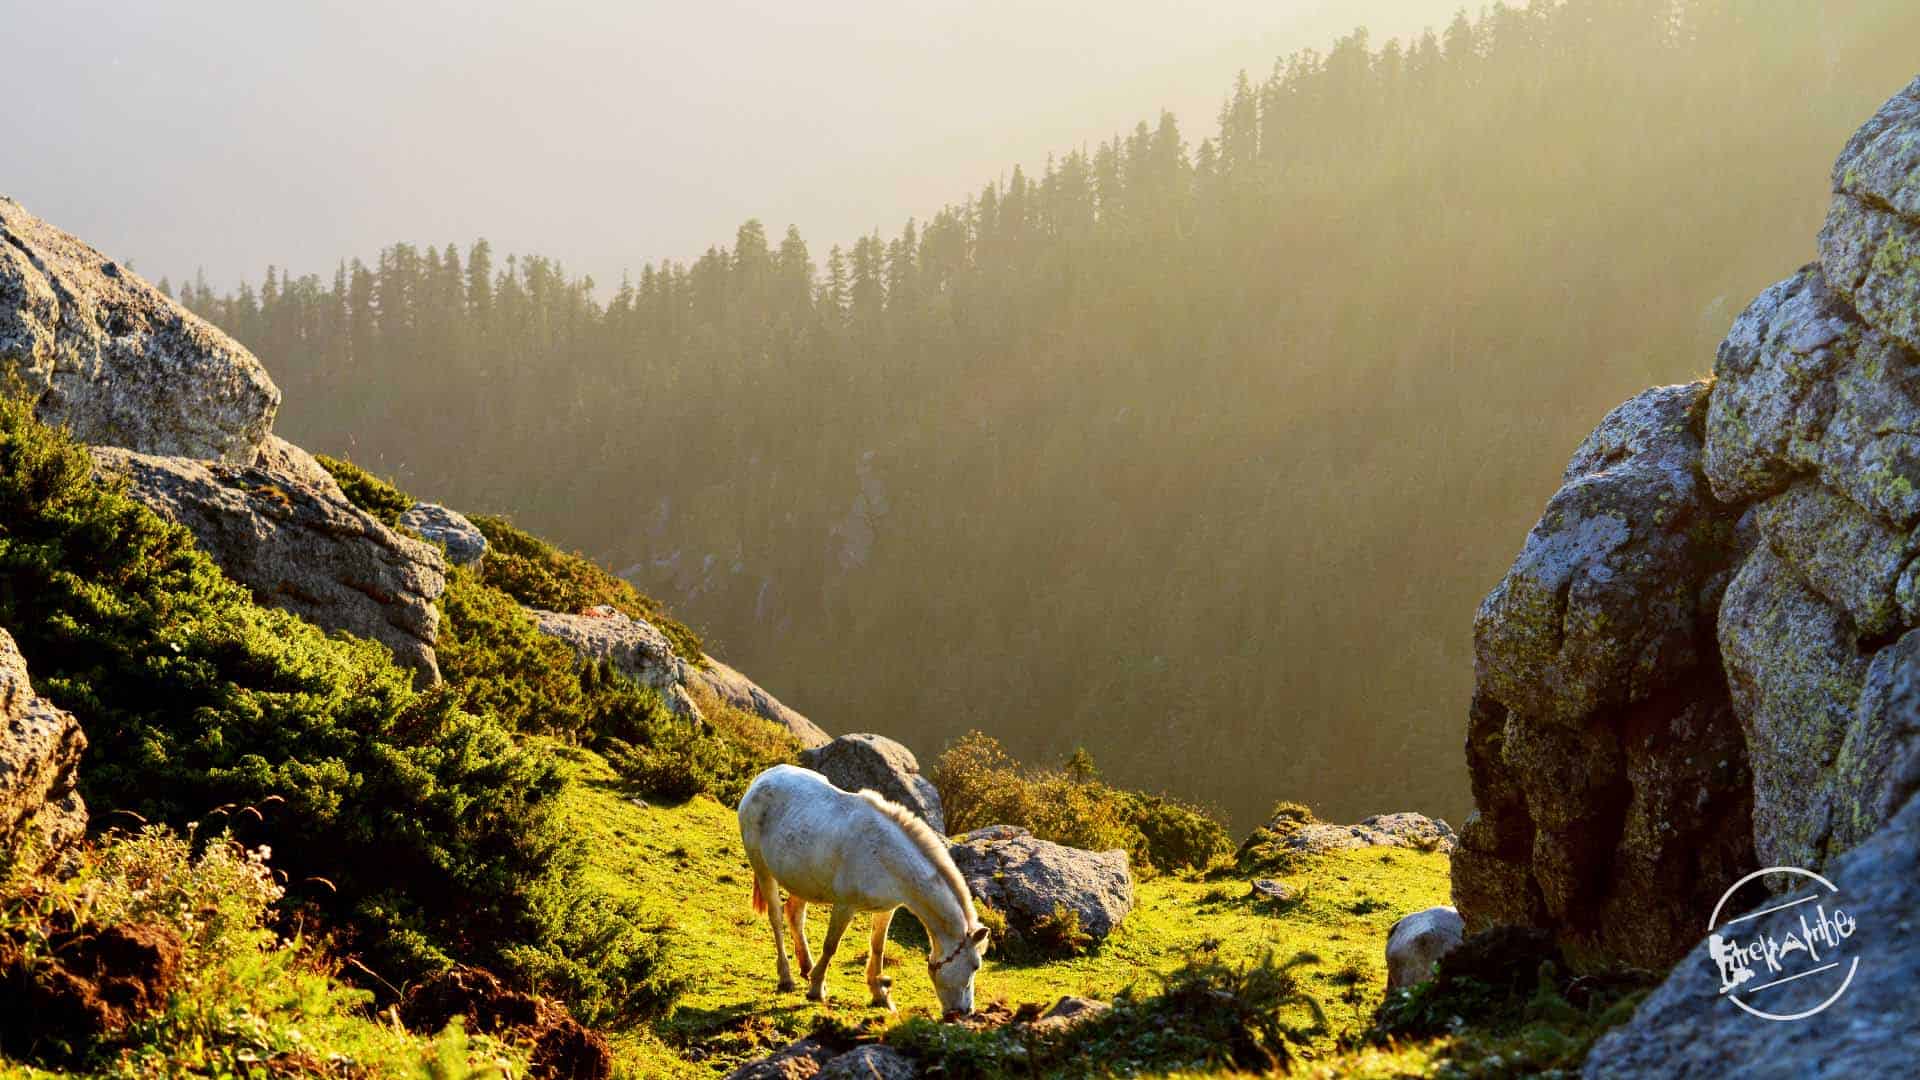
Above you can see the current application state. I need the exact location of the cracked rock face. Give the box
[91,447,446,682]
[1,196,279,463]
[1456,76,1920,967]
[0,628,87,868]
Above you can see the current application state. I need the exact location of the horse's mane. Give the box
[857,790,974,926]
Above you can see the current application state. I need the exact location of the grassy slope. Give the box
[551,748,1452,1077]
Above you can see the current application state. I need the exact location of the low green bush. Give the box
[0,396,666,1021]
[314,453,414,525]
[930,732,1228,874]
[468,513,707,664]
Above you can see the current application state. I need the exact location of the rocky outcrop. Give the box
[1457,75,1920,967]
[1283,813,1457,856]
[817,1046,919,1080]
[0,195,278,462]
[251,435,344,500]
[1582,790,1920,1079]
[690,657,831,748]
[0,629,86,867]
[91,448,446,681]
[399,503,487,567]
[526,605,829,738]
[948,825,1134,945]
[799,734,945,831]
[1385,907,1465,991]
[528,606,700,717]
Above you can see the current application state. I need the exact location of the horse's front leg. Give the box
[866,908,896,1011]
[807,903,856,1003]
[785,894,814,979]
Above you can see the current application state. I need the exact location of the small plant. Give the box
[315,453,415,524]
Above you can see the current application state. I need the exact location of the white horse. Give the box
[737,764,990,1015]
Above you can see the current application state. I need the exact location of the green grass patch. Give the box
[314,454,414,525]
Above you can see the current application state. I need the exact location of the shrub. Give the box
[468,514,706,665]
[0,396,664,1018]
[930,732,1227,874]
[0,825,526,1077]
[314,453,414,524]
[1235,800,1322,874]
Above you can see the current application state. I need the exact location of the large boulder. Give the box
[398,502,488,567]
[799,734,944,831]
[0,195,278,462]
[91,447,447,681]
[0,628,86,867]
[1582,790,1920,1079]
[948,825,1134,945]
[1385,906,1466,991]
[1458,77,1920,969]
[1455,381,1756,968]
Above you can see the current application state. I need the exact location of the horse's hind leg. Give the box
[753,861,796,992]
[866,908,896,1011]
[784,894,814,979]
[807,903,857,1003]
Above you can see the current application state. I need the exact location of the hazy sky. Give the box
[2,0,1461,292]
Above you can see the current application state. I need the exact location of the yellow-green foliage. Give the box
[931,732,1229,874]
[314,454,414,525]
[0,826,525,1078]
[467,514,707,666]
[550,748,1451,1077]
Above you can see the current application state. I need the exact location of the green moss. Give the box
[469,514,708,666]
[314,453,414,525]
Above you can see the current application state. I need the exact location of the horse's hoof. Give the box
[869,994,895,1012]
[776,978,797,993]
[806,985,829,1003]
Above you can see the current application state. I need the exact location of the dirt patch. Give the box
[398,964,611,1080]
[0,920,184,1058]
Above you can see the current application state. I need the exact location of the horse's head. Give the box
[928,924,990,1016]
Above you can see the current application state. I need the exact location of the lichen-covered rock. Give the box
[0,628,86,867]
[398,502,488,567]
[1820,75,1920,356]
[1385,906,1465,990]
[91,447,446,681]
[1583,790,1920,1080]
[0,195,278,462]
[799,734,944,832]
[528,605,697,717]
[689,657,831,748]
[1022,995,1110,1036]
[722,1036,844,1080]
[1475,381,1734,726]
[948,825,1133,944]
[1719,544,1871,870]
[251,435,344,499]
[1456,382,1754,967]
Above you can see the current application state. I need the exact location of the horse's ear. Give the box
[971,926,990,945]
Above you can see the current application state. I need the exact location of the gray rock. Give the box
[1582,790,1920,1080]
[722,1036,842,1080]
[0,628,86,868]
[252,435,344,500]
[398,502,487,567]
[948,825,1134,944]
[1023,995,1110,1036]
[528,605,697,717]
[1719,543,1874,871]
[1476,381,1731,726]
[1458,382,1756,967]
[91,447,446,682]
[816,1045,919,1080]
[1249,878,1297,903]
[799,734,944,832]
[0,195,278,462]
[1385,906,1465,991]
[1820,75,1920,355]
[690,656,831,748]
[1282,813,1457,855]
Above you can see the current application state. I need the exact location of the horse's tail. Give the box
[750,875,768,915]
